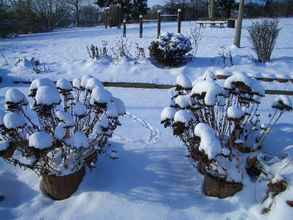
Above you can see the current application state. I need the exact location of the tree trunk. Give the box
[208,0,215,20]
[234,0,245,48]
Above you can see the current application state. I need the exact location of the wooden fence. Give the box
[12,76,293,96]
[120,9,182,39]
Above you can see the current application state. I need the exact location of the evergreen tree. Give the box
[132,0,148,19]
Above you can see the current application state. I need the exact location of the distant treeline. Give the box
[0,0,293,37]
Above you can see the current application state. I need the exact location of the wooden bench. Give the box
[197,21,227,28]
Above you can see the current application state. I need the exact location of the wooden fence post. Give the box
[123,19,126,38]
[139,15,143,38]
[177,9,182,33]
[104,8,109,29]
[157,10,161,38]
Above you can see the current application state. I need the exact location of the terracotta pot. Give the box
[40,167,85,200]
[203,173,243,198]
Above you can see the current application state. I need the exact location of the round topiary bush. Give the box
[149,32,192,67]
[0,76,125,200]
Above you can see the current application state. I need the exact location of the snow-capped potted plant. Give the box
[161,71,292,198]
[0,76,125,200]
[149,32,192,67]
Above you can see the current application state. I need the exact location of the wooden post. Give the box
[104,8,109,29]
[234,0,245,48]
[123,19,126,38]
[177,9,182,33]
[157,10,161,39]
[139,15,143,38]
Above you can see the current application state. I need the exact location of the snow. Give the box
[98,114,109,129]
[0,140,9,151]
[227,105,245,119]
[29,78,55,95]
[174,95,191,108]
[3,112,26,129]
[56,78,72,91]
[54,124,66,140]
[191,80,222,106]
[272,95,293,111]
[72,78,81,89]
[5,88,27,104]
[112,97,126,115]
[29,131,53,149]
[86,77,103,91]
[0,19,293,220]
[174,110,193,124]
[73,102,87,116]
[35,86,60,105]
[69,131,89,149]
[106,102,118,118]
[90,87,112,105]
[81,75,92,88]
[176,74,192,89]
[224,71,265,96]
[194,123,222,159]
[161,107,176,121]
[55,110,75,127]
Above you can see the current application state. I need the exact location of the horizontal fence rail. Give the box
[11,79,293,96]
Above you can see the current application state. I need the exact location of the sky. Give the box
[149,0,165,6]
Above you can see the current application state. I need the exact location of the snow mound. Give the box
[90,87,112,105]
[174,110,193,124]
[161,107,176,121]
[5,88,27,104]
[174,95,192,108]
[224,71,265,96]
[86,77,103,91]
[176,74,192,89]
[194,123,222,159]
[35,86,60,105]
[29,131,53,149]
[191,80,222,106]
[3,112,26,129]
[56,78,73,91]
[72,78,81,89]
[29,78,55,95]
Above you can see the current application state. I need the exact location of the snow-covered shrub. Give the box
[87,39,146,64]
[149,32,192,66]
[161,71,292,198]
[248,19,280,63]
[14,57,48,74]
[0,76,125,176]
[87,41,111,63]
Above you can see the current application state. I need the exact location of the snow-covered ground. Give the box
[0,19,293,219]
